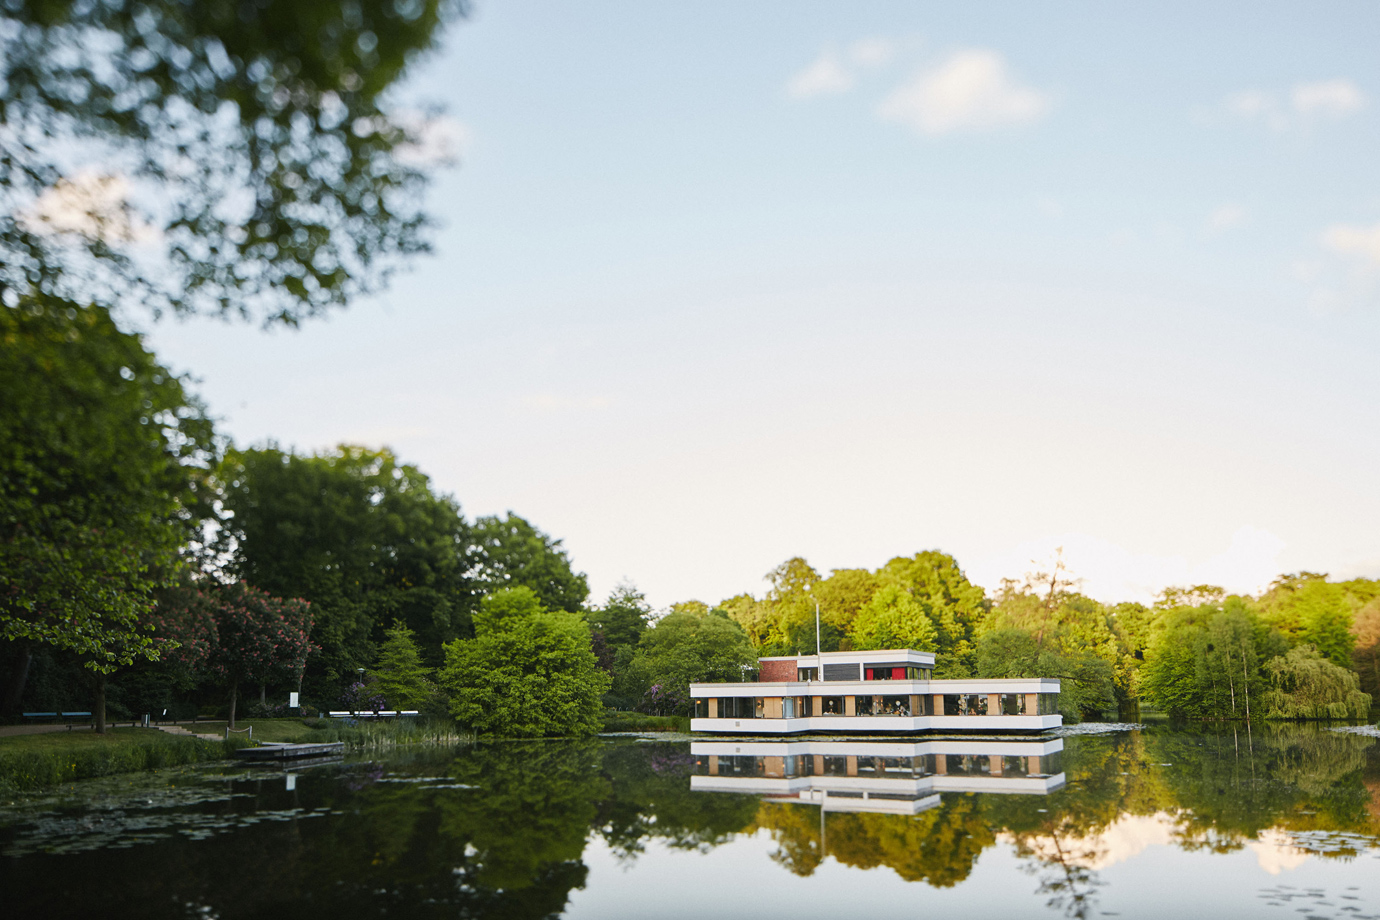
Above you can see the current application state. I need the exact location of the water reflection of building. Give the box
[691,738,1065,814]
[691,649,1061,735]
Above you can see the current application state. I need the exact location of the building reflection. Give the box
[691,738,1064,815]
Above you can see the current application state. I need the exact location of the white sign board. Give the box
[289,692,299,708]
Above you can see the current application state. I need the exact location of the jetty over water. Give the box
[233,741,346,761]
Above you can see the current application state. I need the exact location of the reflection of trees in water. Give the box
[749,797,996,886]
[4,728,1380,918]
[596,742,759,861]
[1147,723,1377,852]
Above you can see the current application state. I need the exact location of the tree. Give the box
[0,299,217,726]
[623,604,757,713]
[1,0,464,326]
[849,584,939,652]
[1352,597,1380,701]
[469,513,589,613]
[874,551,987,675]
[204,582,314,727]
[1258,574,1358,667]
[587,582,652,651]
[1263,645,1371,720]
[370,621,434,712]
[219,444,472,690]
[975,627,1115,722]
[439,588,609,737]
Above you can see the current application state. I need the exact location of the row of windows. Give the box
[793,666,934,681]
[696,752,1063,779]
[693,693,1058,719]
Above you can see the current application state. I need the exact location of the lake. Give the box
[3,724,1379,919]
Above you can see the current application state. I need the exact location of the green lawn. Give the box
[174,718,325,743]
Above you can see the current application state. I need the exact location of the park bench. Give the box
[61,711,93,729]
[22,711,58,723]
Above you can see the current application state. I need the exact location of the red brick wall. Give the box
[759,659,797,682]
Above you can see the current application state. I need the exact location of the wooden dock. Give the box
[233,741,346,761]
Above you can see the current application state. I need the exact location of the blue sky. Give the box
[147,1,1380,608]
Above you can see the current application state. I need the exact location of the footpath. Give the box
[0,720,224,741]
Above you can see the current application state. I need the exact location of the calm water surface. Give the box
[3,725,1380,919]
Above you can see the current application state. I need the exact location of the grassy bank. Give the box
[0,718,469,796]
[600,712,691,733]
[0,728,247,795]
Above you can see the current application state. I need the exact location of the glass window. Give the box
[797,667,819,681]
[1000,694,1026,715]
[854,695,875,715]
[717,697,761,719]
[882,695,911,716]
[782,697,796,719]
[819,696,845,715]
[798,695,813,717]
[1039,692,1060,715]
[822,756,850,776]
[942,694,988,716]
[693,698,710,718]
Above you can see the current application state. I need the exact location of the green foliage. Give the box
[1352,597,1380,701]
[1140,599,1285,720]
[850,584,938,651]
[469,513,590,613]
[439,588,609,737]
[875,552,987,675]
[1,0,463,325]
[1263,645,1372,720]
[587,582,652,651]
[220,444,472,685]
[0,300,217,677]
[370,621,435,711]
[731,551,986,674]
[1258,574,1360,667]
[975,627,1115,722]
[0,729,242,793]
[622,605,758,713]
[471,585,544,634]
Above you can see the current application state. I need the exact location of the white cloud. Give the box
[847,37,895,69]
[1306,220,1380,312]
[785,50,855,99]
[20,170,152,243]
[1213,79,1365,131]
[1205,203,1246,234]
[876,50,1050,135]
[1291,78,1365,118]
[1248,830,1311,875]
[1322,221,1380,265]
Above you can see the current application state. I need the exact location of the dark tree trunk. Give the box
[2,640,33,714]
[229,682,238,729]
[95,672,107,734]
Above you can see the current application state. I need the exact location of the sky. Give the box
[144,1,1380,611]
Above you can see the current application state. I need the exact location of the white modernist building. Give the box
[691,737,1065,814]
[690,649,1061,735]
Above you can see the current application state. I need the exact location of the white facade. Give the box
[690,649,1061,735]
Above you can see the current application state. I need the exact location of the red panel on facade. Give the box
[891,667,906,680]
[758,659,797,682]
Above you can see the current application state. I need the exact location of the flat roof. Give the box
[760,649,937,665]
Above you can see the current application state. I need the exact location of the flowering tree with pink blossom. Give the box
[203,583,314,727]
